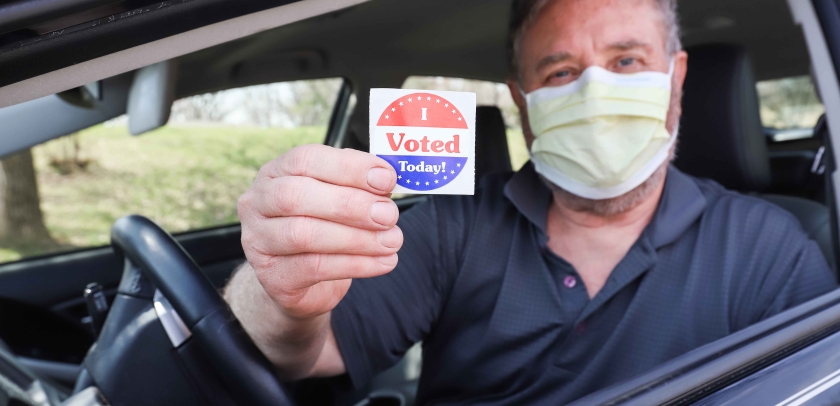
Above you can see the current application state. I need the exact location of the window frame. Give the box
[325,78,356,147]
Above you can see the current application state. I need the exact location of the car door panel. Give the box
[0,225,245,365]
[693,327,840,405]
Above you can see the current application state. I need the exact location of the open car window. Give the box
[0,78,343,263]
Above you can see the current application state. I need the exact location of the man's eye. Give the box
[618,58,635,67]
[552,70,571,79]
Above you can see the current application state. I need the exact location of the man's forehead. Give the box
[538,0,658,18]
[524,0,666,57]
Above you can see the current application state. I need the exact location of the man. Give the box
[224,0,838,403]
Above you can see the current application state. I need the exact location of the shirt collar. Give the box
[503,162,552,234]
[503,162,707,248]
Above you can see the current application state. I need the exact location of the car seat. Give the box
[475,105,513,179]
[674,44,835,269]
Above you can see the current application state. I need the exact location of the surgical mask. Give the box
[522,60,676,200]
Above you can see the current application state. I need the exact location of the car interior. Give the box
[0,0,837,404]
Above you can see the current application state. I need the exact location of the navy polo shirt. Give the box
[331,163,838,405]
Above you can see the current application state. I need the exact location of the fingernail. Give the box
[377,253,399,266]
[370,201,397,226]
[367,167,393,192]
[377,227,403,249]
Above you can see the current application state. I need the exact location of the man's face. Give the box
[507,0,689,148]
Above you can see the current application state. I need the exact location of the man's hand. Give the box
[227,144,402,379]
[240,144,402,317]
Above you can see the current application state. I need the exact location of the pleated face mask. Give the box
[523,60,676,200]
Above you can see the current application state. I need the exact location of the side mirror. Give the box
[127,60,177,136]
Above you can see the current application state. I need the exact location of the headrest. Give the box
[674,44,771,191]
[475,106,512,179]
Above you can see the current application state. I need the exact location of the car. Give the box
[0,0,839,404]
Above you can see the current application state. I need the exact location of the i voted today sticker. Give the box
[370,88,476,195]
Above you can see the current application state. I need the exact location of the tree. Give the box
[242,84,286,127]
[241,79,341,127]
[757,76,824,128]
[287,80,341,126]
[0,149,53,242]
[171,92,232,122]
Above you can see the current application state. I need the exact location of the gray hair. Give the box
[508,0,683,79]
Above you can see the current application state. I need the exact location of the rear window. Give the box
[757,75,824,139]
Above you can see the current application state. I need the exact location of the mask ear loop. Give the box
[665,58,678,139]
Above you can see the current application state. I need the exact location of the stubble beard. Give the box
[540,157,672,217]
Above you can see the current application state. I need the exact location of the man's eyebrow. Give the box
[536,51,572,71]
[608,40,652,51]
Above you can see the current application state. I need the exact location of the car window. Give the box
[0,78,343,263]
[757,75,825,141]
[402,76,529,171]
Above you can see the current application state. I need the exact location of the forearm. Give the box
[224,263,344,380]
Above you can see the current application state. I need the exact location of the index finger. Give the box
[261,145,396,195]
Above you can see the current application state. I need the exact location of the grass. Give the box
[0,124,530,263]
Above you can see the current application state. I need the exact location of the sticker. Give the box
[370,88,476,195]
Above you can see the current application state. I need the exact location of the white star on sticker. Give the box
[451,170,455,174]
[435,179,439,184]
[425,182,429,186]
[457,163,461,167]
[427,97,431,101]
[399,102,403,106]
[443,176,448,180]
[452,110,456,114]
[445,103,449,108]
[398,175,402,179]
[406,179,410,184]
[436,99,440,103]
[386,115,389,119]
[408,98,412,102]
[416,181,420,185]
[391,108,395,112]
[458,117,462,121]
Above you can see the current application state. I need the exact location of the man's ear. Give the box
[673,50,689,91]
[507,78,527,111]
[506,78,536,148]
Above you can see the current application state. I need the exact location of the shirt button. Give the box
[564,276,577,288]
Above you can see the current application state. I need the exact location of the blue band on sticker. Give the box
[377,155,468,191]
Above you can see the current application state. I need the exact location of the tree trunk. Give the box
[0,149,52,242]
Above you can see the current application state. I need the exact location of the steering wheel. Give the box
[81,214,293,405]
